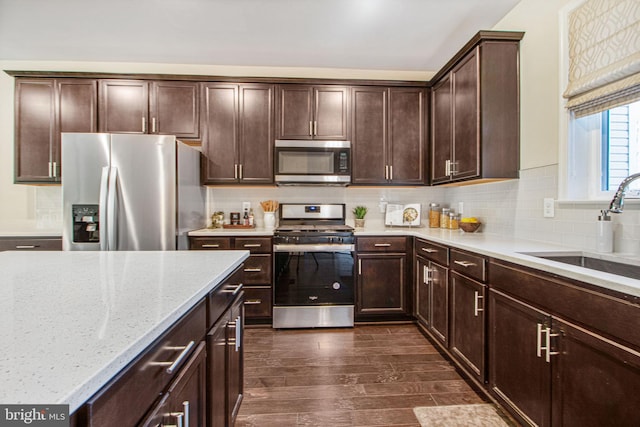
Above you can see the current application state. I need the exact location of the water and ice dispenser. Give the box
[72,205,100,243]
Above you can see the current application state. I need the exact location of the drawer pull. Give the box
[454,260,476,268]
[244,299,262,305]
[421,248,437,253]
[202,244,220,248]
[243,268,262,273]
[15,245,38,249]
[537,324,560,363]
[374,243,391,247]
[243,243,262,248]
[222,283,244,296]
[150,340,195,374]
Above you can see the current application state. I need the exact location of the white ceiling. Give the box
[0,0,522,73]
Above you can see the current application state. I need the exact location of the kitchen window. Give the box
[560,0,640,201]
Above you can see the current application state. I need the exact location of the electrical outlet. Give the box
[543,198,555,218]
[458,202,464,215]
[242,201,251,214]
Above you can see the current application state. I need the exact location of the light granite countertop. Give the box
[0,250,249,413]
[189,225,640,298]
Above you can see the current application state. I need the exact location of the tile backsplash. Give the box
[20,164,639,255]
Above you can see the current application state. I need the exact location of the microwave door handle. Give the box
[107,167,118,251]
[99,167,110,251]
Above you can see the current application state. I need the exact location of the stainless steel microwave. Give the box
[274,140,351,185]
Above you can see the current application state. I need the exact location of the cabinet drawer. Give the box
[243,286,272,319]
[85,300,206,427]
[190,237,232,250]
[0,237,62,251]
[234,237,272,254]
[208,266,244,327]
[451,249,486,282]
[357,236,407,252]
[415,239,449,265]
[242,255,272,284]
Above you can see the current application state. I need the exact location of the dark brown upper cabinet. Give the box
[352,86,425,185]
[98,80,199,139]
[430,32,523,185]
[276,85,349,140]
[14,78,97,183]
[201,83,274,185]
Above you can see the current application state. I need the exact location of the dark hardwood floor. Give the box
[236,323,490,426]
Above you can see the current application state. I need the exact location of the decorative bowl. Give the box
[459,222,481,233]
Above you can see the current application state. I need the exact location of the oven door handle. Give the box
[273,244,355,252]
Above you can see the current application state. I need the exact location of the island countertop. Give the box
[0,250,249,413]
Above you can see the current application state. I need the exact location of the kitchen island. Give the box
[0,250,248,414]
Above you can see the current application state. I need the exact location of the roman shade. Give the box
[563,0,640,117]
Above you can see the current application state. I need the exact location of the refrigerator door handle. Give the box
[99,167,110,251]
[107,167,119,251]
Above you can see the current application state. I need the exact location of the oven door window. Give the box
[277,150,335,174]
[274,251,354,305]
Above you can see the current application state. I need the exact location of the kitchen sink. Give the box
[519,251,640,280]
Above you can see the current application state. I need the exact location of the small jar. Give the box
[428,203,441,228]
[440,208,451,229]
[449,213,460,230]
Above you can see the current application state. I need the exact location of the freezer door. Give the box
[62,133,111,251]
[110,134,177,250]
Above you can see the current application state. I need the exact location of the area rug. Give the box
[413,404,510,427]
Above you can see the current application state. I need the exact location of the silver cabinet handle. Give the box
[425,266,434,284]
[227,316,242,352]
[239,164,243,179]
[445,159,451,176]
[385,165,389,180]
[52,161,58,178]
[243,268,262,272]
[182,401,190,427]
[244,299,262,305]
[222,283,244,296]
[142,116,147,133]
[537,324,559,363]
[243,243,262,248]
[454,260,477,268]
[421,248,438,253]
[374,243,391,247]
[389,165,393,181]
[48,161,52,178]
[309,121,313,136]
[202,244,220,248]
[152,117,157,133]
[473,291,484,317]
[149,340,195,374]
[314,120,317,136]
[450,161,458,175]
[234,164,238,179]
[15,245,37,249]
[423,265,428,285]
[358,259,362,275]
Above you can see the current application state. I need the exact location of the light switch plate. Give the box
[543,198,555,218]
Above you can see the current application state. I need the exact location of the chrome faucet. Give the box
[607,172,640,214]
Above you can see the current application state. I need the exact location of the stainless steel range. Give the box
[273,203,355,328]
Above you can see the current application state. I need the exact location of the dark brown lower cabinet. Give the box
[489,288,640,427]
[356,253,407,317]
[415,256,449,346]
[489,289,551,427]
[449,271,486,382]
[141,342,207,427]
[207,293,244,427]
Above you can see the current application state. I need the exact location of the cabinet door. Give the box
[227,296,244,425]
[356,253,406,316]
[415,257,430,327]
[314,86,348,140]
[449,271,485,382]
[430,75,452,184]
[238,84,274,183]
[201,84,239,184]
[488,289,551,427]
[14,79,55,182]
[429,261,449,346]
[164,341,207,427]
[351,86,387,184]
[150,81,199,139]
[207,316,227,427]
[276,85,313,139]
[552,318,640,427]
[388,88,425,184]
[452,50,480,180]
[98,80,149,133]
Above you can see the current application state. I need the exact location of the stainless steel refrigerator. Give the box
[61,133,205,251]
